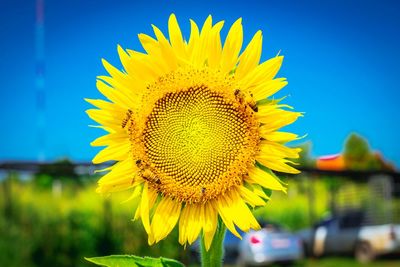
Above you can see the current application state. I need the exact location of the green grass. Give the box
[300,258,400,267]
[190,257,400,267]
[188,257,400,267]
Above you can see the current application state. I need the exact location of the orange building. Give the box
[316,152,395,171]
[316,154,346,171]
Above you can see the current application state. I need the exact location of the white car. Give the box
[238,222,304,266]
[298,210,400,262]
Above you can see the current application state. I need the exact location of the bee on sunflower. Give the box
[86,14,301,252]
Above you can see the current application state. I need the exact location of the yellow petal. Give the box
[239,186,266,207]
[241,56,283,90]
[261,131,299,143]
[207,21,225,69]
[92,142,130,164]
[119,46,162,83]
[247,166,286,191]
[96,180,139,194]
[134,201,141,221]
[228,190,260,231]
[140,184,154,234]
[259,141,301,159]
[257,107,303,132]
[187,205,203,244]
[102,58,126,80]
[93,165,113,174]
[121,185,143,204]
[96,159,141,194]
[191,15,212,67]
[152,24,178,70]
[252,78,288,100]
[214,196,241,238]
[178,204,190,245]
[101,59,141,97]
[256,157,300,174]
[221,18,243,73]
[138,33,159,56]
[95,79,133,109]
[236,30,262,79]
[202,202,217,250]
[150,197,181,242]
[187,19,200,56]
[91,131,128,147]
[86,109,120,128]
[178,203,202,245]
[251,184,271,200]
[117,45,136,77]
[168,14,187,60]
[85,98,115,111]
[97,159,136,186]
[85,99,129,124]
[127,49,167,82]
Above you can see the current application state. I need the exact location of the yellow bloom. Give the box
[86,14,301,250]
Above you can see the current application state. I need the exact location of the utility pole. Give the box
[36,0,46,162]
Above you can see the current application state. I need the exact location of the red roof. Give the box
[316,154,346,171]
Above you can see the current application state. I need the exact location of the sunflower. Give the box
[86,14,301,250]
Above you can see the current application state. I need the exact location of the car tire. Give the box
[355,241,375,263]
[301,241,308,258]
[235,256,248,267]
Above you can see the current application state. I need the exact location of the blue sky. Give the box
[1,0,399,166]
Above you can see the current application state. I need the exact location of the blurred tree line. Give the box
[34,158,81,189]
[344,134,394,171]
[294,132,395,171]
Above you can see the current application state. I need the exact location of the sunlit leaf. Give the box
[85,255,184,267]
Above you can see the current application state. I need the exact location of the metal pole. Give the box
[36,0,46,162]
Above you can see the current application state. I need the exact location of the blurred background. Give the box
[1,0,400,266]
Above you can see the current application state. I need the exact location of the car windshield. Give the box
[314,217,335,228]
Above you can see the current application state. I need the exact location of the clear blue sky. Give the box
[1,0,399,167]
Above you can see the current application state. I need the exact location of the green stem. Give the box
[200,219,226,267]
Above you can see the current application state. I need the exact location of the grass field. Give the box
[2,174,400,267]
[188,257,400,267]
[298,257,400,267]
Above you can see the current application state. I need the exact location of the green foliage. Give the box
[0,173,335,267]
[0,176,186,267]
[34,159,84,189]
[294,141,316,168]
[86,255,184,267]
[293,133,394,171]
[36,158,78,179]
[7,172,380,266]
[254,177,330,230]
[344,134,370,161]
[343,133,393,171]
[292,133,394,171]
[344,133,371,170]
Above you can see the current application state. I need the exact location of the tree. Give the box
[343,133,393,171]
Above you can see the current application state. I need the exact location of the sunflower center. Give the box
[141,85,258,203]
